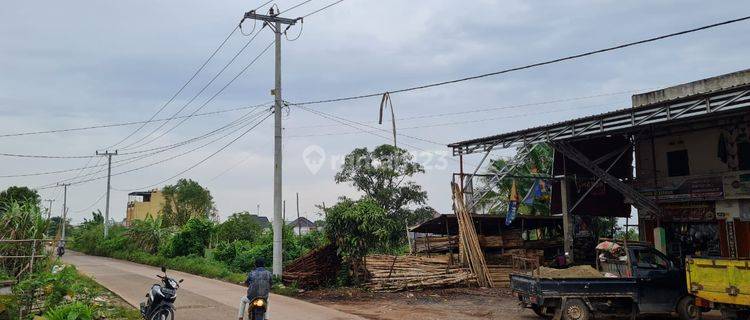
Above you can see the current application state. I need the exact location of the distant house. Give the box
[250,214,271,230]
[287,217,317,235]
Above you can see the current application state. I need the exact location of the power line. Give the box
[73,191,106,214]
[35,110,273,190]
[121,111,274,191]
[0,104,271,166]
[302,0,344,18]
[0,102,271,139]
[279,0,314,15]
[289,102,612,138]
[288,88,645,130]
[105,26,240,149]
[119,30,268,150]
[122,38,275,151]
[38,108,271,184]
[297,105,446,146]
[290,15,750,106]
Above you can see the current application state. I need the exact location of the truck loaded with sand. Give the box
[510,240,699,320]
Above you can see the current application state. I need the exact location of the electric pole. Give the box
[242,7,297,277]
[96,150,118,237]
[44,199,54,221]
[296,193,300,236]
[57,183,70,242]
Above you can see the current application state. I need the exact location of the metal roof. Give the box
[448,83,750,156]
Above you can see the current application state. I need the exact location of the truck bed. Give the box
[510,273,638,300]
[686,257,750,307]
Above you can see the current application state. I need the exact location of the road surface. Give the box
[63,251,363,320]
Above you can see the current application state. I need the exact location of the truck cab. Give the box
[510,242,696,320]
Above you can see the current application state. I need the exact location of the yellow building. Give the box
[125,190,167,226]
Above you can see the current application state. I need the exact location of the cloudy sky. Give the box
[1,0,749,224]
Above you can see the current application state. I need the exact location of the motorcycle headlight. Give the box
[168,279,178,288]
[252,299,266,307]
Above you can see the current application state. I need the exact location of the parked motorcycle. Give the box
[247,297,268,320]
[140,266,182,320]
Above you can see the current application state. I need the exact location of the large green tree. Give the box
[215,212,262,243]
[161,179,215,227]
[335,145,427,214]
[0,186,40,212]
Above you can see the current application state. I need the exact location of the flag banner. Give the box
[506,179,520,226]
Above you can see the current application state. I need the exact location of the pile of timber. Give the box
[487,265,513,287]
[365,254,476,292]
[283,244,341,289]
[413,235,456,253]
[452,183,494,287]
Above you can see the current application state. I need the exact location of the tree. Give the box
[335,145,427,214]
[127,215,167,254]
[0,186,40,213]
[478,144,553,215]
[335,145,432,243]
[161,179,215,227]
[215,212,262,243]
[324,197,397,281]
[166,218,213,257]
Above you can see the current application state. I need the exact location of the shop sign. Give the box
[641,176,724,202]
[724,172,750,199]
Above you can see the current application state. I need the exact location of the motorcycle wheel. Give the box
[150,308,174,320]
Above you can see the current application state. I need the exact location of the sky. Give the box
[1,0,749,224]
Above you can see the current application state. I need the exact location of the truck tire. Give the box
[562,299,591,320]
[677,296,701,320]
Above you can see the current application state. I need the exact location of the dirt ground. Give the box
[298,287,537,320]
[298,287,725,320]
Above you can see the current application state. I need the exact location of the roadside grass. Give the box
[79,248,302,296]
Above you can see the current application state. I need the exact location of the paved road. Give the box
[63,251,363,320]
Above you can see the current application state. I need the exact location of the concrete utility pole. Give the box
[296,193,300,236]
[242,7,297,277]
[44,199,54,221]
[96,150,118,238]
[57,183,70,242]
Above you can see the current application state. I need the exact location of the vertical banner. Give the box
[506,180,519,226]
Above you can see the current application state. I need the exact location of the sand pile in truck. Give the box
[532,265,603,278]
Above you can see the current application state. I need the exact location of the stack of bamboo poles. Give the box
[365,254,475,292]
[283,244,341,289]
[413,235,457,253]
[452,183,494,288]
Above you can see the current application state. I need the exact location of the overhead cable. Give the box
[105,25,240,149]
[119,30,268,150]
[122,39,275,151]
[290,15,750,106]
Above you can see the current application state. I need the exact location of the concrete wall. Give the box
[632,69,750,107]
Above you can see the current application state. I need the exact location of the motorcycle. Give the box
[140,266,183,320]
[248,297,268,320]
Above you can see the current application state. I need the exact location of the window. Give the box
[667,149,690,177]
[634,249,669,270]
[739,142,750,171]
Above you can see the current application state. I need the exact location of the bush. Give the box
[166,218,213,257]
[44,302,94,320]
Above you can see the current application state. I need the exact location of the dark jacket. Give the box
[245,267,272,299]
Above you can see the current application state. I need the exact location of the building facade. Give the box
[125,190,167,226]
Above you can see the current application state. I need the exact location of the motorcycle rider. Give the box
[238,258,272,320]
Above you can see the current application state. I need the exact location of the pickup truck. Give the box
[686,256,750,320]
[510,242,698,320]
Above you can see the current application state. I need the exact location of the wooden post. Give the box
[561,177,573,264]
